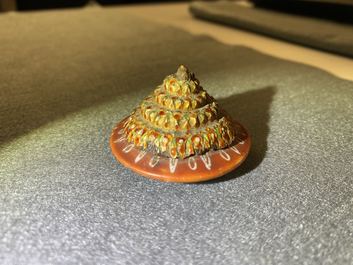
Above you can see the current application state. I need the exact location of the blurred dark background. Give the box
[1,0,352,25]
[0,0,189,11]
[253,0,353,24]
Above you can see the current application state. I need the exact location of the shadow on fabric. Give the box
[202,86,276,184]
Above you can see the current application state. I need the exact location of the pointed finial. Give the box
[176,65,191,81]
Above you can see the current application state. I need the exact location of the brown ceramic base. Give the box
[110,118,251,183]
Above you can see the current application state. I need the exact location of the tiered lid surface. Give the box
[122,65,236,159]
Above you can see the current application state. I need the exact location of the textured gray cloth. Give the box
[1,6,353,265]
[189,1,353,57]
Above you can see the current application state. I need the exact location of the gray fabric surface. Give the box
[1,6,353,265]
[189,1,353,57]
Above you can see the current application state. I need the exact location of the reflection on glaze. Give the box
[117,126,243,173]
[230,146,241,154]
[169,158,178,173]
[122,144,134,153]
[220,150,231,161]
[135,150,147,163]
[188,157,197,171]
[149,155,160,168]
[200,153,212,170]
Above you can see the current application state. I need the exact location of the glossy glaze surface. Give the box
[122,65,236,159]
[111,118,251,183]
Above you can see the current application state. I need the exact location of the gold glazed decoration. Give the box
[110,65,251,183]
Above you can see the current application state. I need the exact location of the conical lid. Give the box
[123,65,236,159]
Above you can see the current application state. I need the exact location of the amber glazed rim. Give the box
[110,117,251,183]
